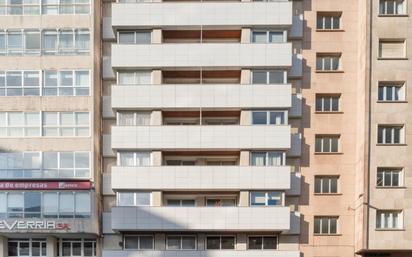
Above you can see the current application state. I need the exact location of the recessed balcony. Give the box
[102,250,300,257]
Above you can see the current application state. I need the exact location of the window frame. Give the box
[251,110,288,125]
[376,210,403,230]
[205,235,236,250]
[123,235,154,250]
[250,191,283,207]
[316,53,342,71]
[165,235,197,251]
[8,238,47,257]
[315,135,340,153]
[116,192,152,207]
[251,30,287,43]
[57,238,96,257]
[315,94,340,112]
[314,176,339,194]
[117,151,151,167]
[0,191,92,219]
[378,81,405,102]
[117,30,152,44]
[250,70,287,84]
[377,125,404,144]
[377,168,403,187]
[250,151,286,166]
[247,236,278,250]
[316,12,342,30]
[42,111,90,137]
[314,216,339,235]
[379,0,406,15]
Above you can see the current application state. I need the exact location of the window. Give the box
[378,82,405,101]
[377,125,404,144]
[0,151,90,179]
[0,112,40,137]
[165,160,196,166]
[0,29,90,56]
[42,112,90,137]
[315,135,340,153]
[0,0,90,15]
[316,54,341,71]
[250,151,285,166]
[117,192,151,206]
[166,235,196,250]
[379,0,406,15]
[118,31,151,44]
[0,70,40,96]
[206,236,235,250]
[43,70,90,96]
[251,30,286,43]
[248,236,277,250]
[317,12,341,30]
[58,239,96,257]
[206,198,236,207]
[379,39,406,59]
[166,199,196,207]
[250,191,282,206]
[376,210,402,229]
[252,111,287,125]
[251,70,286,84]
[377,168,402,187]
[315,176,338,194]
[117,71,151,85]
[124,236,154,250]
[316,95,340,112]
[0,191,91,218]
[314,216,338,234]
[8,239,46,257]
[117,112,150,126]
[118,152,150,166]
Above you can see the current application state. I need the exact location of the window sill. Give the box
[377,57,408,60]
[378,14,409,17]
[315,70,344,73]
[313,233,342,236]
[377,100,408,103]
[376,186,406,189]
[375,228,405,231]
[314,152,343,155]
[315,111,344,114]
[376,143,407,146]
[316,29,345,32]
[314,193,343,196]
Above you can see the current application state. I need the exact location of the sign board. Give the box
[0,181,92,190]
[0,220,70,230]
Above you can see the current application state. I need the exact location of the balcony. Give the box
[111,43,292,69]
[111,2,292,28]
[110,206,291,232]
[111,166,291,191]
[111,125,291,150]
[102,250,300,257]
[111,84,292,109]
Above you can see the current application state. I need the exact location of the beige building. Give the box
[0,0,411,256]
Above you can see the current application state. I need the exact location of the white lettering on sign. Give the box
[0,220,70,231]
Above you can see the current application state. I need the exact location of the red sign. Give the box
[0,181,91,190]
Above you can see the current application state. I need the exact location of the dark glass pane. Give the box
[392,172,399,186]
[324,97,331,111]
[329,219,337,234]
[263,237,277,249]
[322,178,329,193]
[332,97,339,111]
[331,138,339,152]
[330,178,338,193]
[315,178,322,193]
[323,138,331,152]
[386,87,393,101]
[8,242,18,256]
[333,17,340,29]
[124,236,139,249]
[378,127,383,143]
[384,172,392,186]
[24,192,41,213]
[221,237,235,250]
[315,138,322,152]
[206,237,220,250]
[72,242,81,256]
[316,97,323,111]
[378,86,384,100]
[248,237,262,249]
[325,17,332,29]
[252,112,267,125]
[314,218,321,233]
[385,128,392,143]
[377,171,384,186]
[139,236,153,250]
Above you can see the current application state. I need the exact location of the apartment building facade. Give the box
[0,0,101,256]
[101,0,303,256]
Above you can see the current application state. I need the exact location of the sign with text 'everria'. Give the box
[0,181,91,190]
[0,220,70,230]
